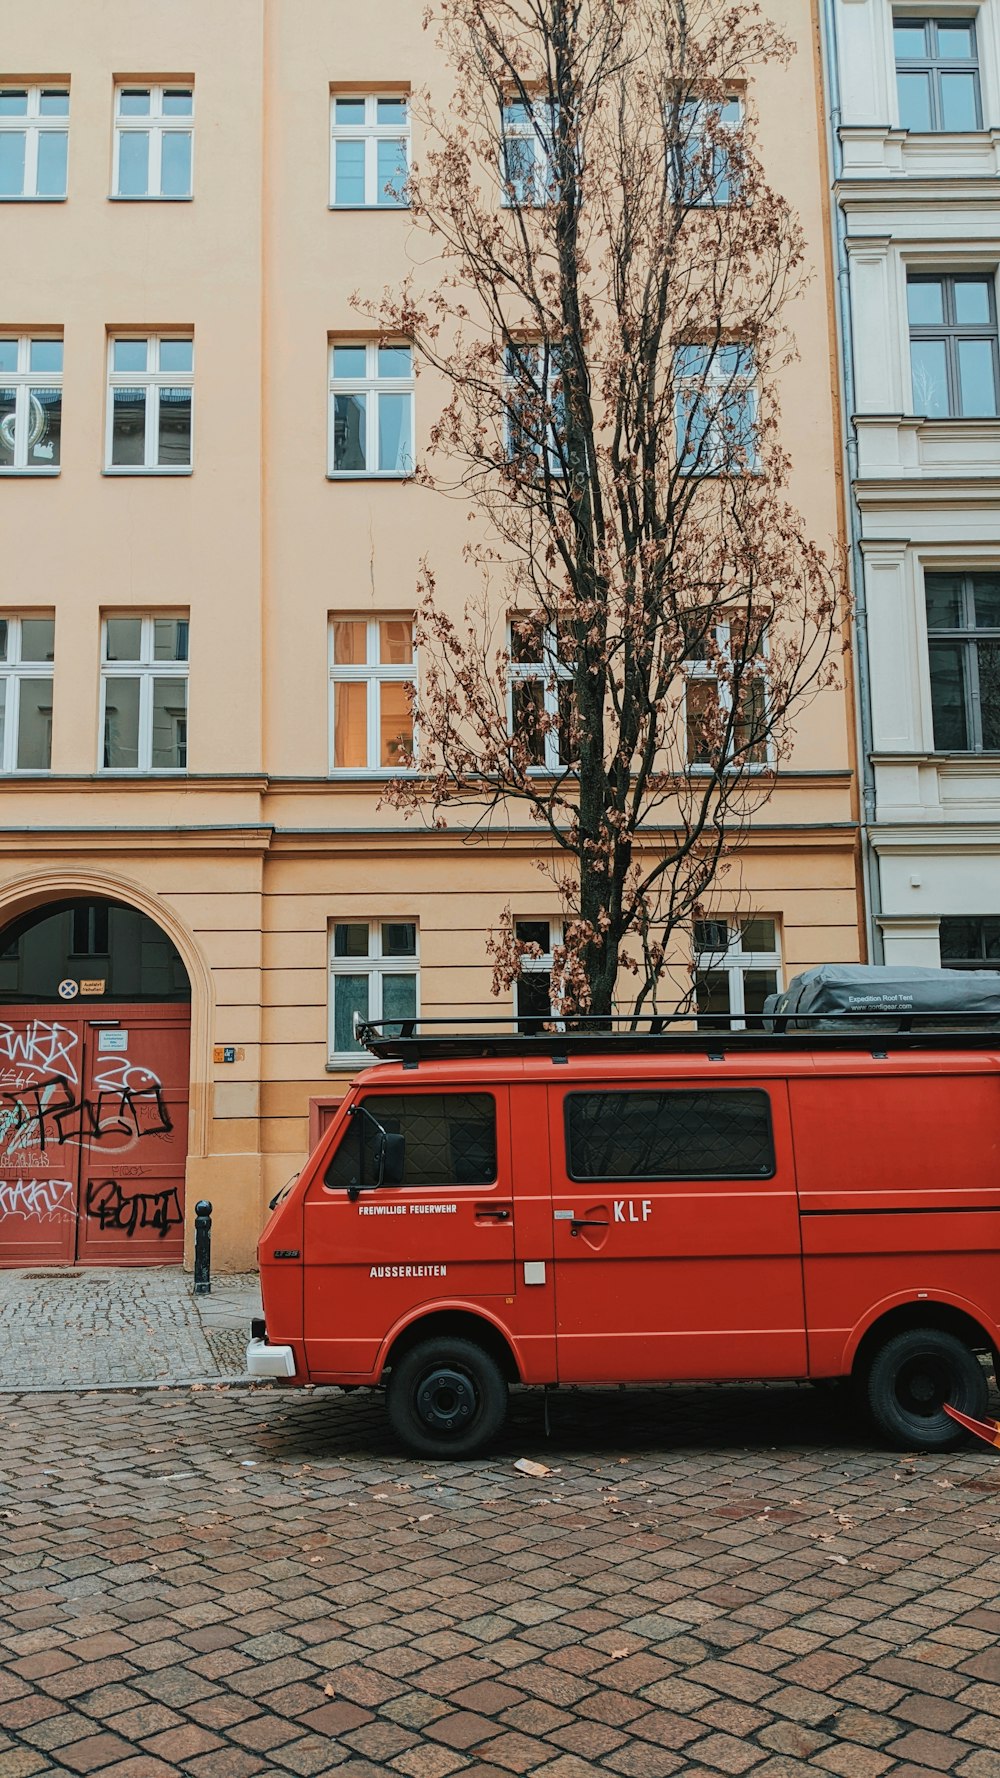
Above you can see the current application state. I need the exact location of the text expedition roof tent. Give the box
[766,964,1000,1030]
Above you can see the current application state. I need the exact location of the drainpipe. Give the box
[817,0,884,961]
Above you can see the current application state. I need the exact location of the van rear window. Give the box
[565,1090,774,1181]
[324,1093,497,1190]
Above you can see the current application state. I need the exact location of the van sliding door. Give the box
[548,1078,806,1383]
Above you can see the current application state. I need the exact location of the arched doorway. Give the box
[0,898,191,1267]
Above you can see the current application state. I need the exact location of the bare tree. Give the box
[371,0,842,1019]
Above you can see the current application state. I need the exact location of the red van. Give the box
[249,1018,1000,1455]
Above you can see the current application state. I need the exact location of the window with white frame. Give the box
[101,615,188,771]
[693,916,781,1029]
[0,84,68,198]
[329,615,414,771]
[0,336,62,471]
[907,274,999,419]
[505,340,565,478]
[0,615,54,772]
[330,94,408,207]
[329,920,418,1060]
[513,918,564,1031]
[107,335,193,471]
[502,97,557,205]
[329,341,413,476]
[508,614,574,770]
[893,15,981,132]
[674,343,757,472]
[113,83,193,198]
[925,570,1000,750]
[685,615,769,769]
[674,95,743,206]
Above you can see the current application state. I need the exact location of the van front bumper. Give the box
[246,1337,296,1379]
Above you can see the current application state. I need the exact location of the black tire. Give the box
[864,1327,987,1451]
[386,1336,508,1458]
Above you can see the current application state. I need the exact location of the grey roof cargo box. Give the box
[764,964,1000,1030]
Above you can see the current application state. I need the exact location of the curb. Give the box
[0,1375,294,1396]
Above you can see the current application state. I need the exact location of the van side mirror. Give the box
[378,1131,406,1187]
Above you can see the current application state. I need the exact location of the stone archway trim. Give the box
[0,867,213,1159]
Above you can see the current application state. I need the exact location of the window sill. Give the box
[326,472,412,481]
[328,203,410,212]
[688,762,773,775]
[678,464,760,478]
[898,127,991,140]
[108,193,194,202]
[905,413,1000,425]
[328,768,418,779]
[0,467,60,476]
[102,466,193,476]
[326,1056,366,1071]
[0,194,67,203]
[97,769,189,777]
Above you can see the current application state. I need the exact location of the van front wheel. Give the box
[386,1337,508,1458]
[865,1327,987,1450]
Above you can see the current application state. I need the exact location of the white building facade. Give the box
[824,0,1000,968]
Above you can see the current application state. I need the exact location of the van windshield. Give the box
[324,1093,497,1191]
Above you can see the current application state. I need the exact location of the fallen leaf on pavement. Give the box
[514,1458,553,1477]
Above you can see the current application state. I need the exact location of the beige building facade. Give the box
[0,0,860,1271]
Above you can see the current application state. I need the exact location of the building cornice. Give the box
[869,825,1000,854]
[0,774,269,792]
[838,181,1000,208]
[853,477,1000,508]
[0,821,860,859]
[0,826,275,853]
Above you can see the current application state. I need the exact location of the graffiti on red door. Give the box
[0,1007,190,1265]
[85,1179,183,1239]
[0,1176,75,1221]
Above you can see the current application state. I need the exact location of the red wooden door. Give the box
[75,1006,190,1264]
[0,1010,83,1264]
[0,1004,190,1267]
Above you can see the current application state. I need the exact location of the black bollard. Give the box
[193,1199,213,1295]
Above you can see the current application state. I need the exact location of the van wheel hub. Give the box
[416,1366,477,1432]
[896,1355,948,1416]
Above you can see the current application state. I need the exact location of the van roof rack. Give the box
[353,1011,1000,1063]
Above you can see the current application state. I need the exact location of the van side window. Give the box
[324,1093,497,1190]
[565,1090,774,1181]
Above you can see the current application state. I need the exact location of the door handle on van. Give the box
[475,1204,512,1222]
[569,1218,609,1237]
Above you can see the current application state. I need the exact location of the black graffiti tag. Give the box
[91,1081,173,1143]
[0,1073,172,1153]
[85,1179,183,1239]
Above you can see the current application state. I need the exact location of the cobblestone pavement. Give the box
[3,1382,1000,1777]
[0,1270,261,1389]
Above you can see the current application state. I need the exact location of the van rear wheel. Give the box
[865,1327,987,1450]
[386,1336,508,1458]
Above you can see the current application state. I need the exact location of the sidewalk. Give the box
[0,1265,262,1390]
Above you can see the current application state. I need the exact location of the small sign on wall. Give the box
[214,1045,245,1064]
[80,979,106,996]
[98,1029,129,1053]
